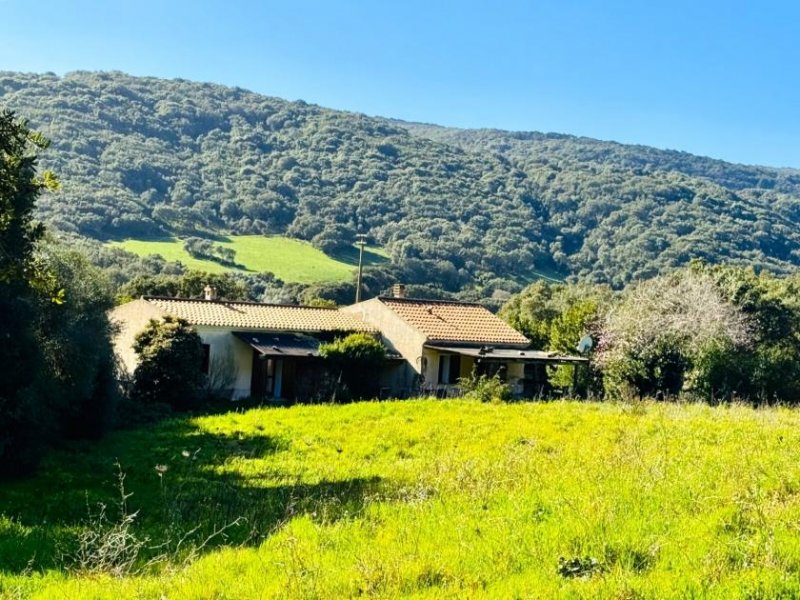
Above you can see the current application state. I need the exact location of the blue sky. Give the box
[2,0,799,167]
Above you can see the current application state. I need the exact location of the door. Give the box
[250,351,276,398]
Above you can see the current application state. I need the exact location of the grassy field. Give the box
[107,235,388,283]
[3,399,800,598]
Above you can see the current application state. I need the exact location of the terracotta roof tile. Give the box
[379,297,529,345]
[144,297,376,333]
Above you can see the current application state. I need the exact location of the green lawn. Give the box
[3,399,800,598]
[107,235,388,283]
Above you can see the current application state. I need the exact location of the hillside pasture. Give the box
[107,235,388,283]
[2,399,800,598]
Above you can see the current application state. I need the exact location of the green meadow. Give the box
[107,235,388,283]
[3,399,800,598]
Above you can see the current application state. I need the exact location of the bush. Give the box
[458,372,512,403]
[130,316,204,410]
[318,333,385,401]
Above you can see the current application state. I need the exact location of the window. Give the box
[477,361,507,382]
[201,344,210,374]
[437,354,461,384]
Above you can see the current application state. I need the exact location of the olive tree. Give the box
[596,271,752,400]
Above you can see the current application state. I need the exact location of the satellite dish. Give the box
[576,335,593,354]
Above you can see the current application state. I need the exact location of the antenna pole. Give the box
[355,233,367,303]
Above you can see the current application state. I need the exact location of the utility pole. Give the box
[355,233,368,303]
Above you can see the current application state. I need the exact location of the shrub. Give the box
[318,333,386,401]
[130,316,204,410]
[458,372,512,403]
[67,465,147,577]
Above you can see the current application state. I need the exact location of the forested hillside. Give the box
[2,71,799,294]
[399,122,800,286]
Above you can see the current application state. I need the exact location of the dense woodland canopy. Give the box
[401,123,800,287]
[2,71,800,298]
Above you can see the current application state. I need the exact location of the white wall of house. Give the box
[110,301,287,399]
[343,298,428,393]
[109,299,168,377]
[194,326,253,399]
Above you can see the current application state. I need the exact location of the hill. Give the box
[397,122,800,286]
[2,71,800,292]
[2,399,800,598]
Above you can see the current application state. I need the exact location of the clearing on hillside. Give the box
[107,235,388,283]
[2,399,800,598]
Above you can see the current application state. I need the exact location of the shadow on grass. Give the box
[0,419,385,574]
[327,245,389,267]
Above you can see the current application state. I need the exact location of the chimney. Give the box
[392,283,406,298]
[204,285,217,301]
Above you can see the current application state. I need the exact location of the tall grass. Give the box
[3,399,800,598]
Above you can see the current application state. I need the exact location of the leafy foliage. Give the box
[502,266,800,403]
[402,123,800,286]
[118,270,254,302]
[5,71,800,295]
[458,372,512,403]
[33,243,119,439]
[130,316,204,410]
[691,263,800,402]
[0,112,116,476]
[318,333,386,401]
[596,270,754,399]
[182,236,238,267]
[500,281,609,393]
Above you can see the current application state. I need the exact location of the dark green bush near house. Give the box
[130,316,205,410]
[318,333,386,402]
[33,244,120,440]
[458,372,512,403]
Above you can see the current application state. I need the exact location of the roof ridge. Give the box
[143,296,340,310]
[377,296,484,307]
[377,295,530,345]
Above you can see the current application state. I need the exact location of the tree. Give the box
[0,111,59,476]
[33,242,119,439]
[130,316,205,410]
[548,299,602,393]
[118,270,250,302]
[596,271,752,400]
[690,263,800,403]
[500,281,610,395]
[0,110,57,284]
[318,333,386,401]
[183,237,239,267]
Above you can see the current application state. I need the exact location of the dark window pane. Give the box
[201,344,210,374]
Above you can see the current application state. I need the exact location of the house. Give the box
[342,284,588,397]
[110,291,378,400]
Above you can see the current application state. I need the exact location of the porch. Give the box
[422,344,589,399]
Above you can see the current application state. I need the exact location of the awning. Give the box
[234,332,322,357]
[425,344,588,364]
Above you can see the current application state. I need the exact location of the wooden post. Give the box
[355,233,367,303]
